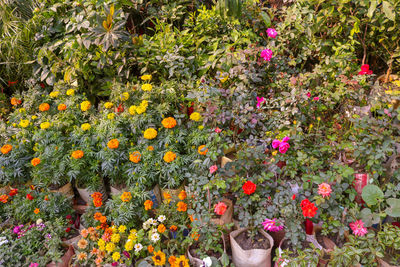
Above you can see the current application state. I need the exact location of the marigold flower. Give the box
[120,192,132,202]
[72,150,84,159]
[144,200,153,210]
[177,201,187,212]
[39,103,50,112]
[162,117,177,128]
[129,151,141,163]
[94,212,102,220]
[163,151,177,163]
[111,233,120,243]
[40,122,50,130]
[147,245,154,253]
[107,139,119,149]
[147,145,154,151]
[242,181,256,195]
[9,188,18,196]
[189,112,201,121]
[118,225,126,233]
[105,242,115,253]
[10,97,21,106]
[19,119,29,128]
[81,123,91,131]
[26,193,34,200]
[1,144,12,155]
[49,91,60,98]
[91,192,102,199]
[142,84,152,91]
[78,238,88,249]
[152,251,166,266]
[176,255,190,267]
[57,104,67,111]
[31,158,41,166]
[168,256,177,266]
[214,202,227,215]
[318,183,332,198]
[191,232,200,241]
[163,192,172,203]
[112,251,121,261]
[93,198,102,208]
[136,105,146,114]
[128,105,137,115]
[198,145,208,155]
[66,89,75,96]
[170,225,177,232]
[107,113,115,120]
[178,190,187,200]
[34,208,40,214]
[104,102,113,109]
[143,128,157,139]
[0,195,9,203]
[80,229,89,238]
[157,224,166,233]
[80,101,91,111]
[77,252,87,261]
[141,74,152,81]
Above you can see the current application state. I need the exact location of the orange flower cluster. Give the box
[129,151,141,163]
[39,103,50,112]
[72,150,84,159]
[161,117,177,129]
[34,208,40,214]
[157,224,166,233]
[178,190,187,200]
[0,194,9,203]
[177,201,187,212]
[31,158,41,166]
[120,191,132,202]
[107,139,119,149]
[11,97,22,106]
[144,199,153,210]
[94,212,107,224]
[163,151,177,163]
[198,145,208,155]
[1,144,12,155]
[58,104,67,111]
[91,192,103,208]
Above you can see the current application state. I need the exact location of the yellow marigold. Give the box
[152,251,166,266]
[39,103,50,112]
[177,201,187,212]
[49,91,60,98]
[140,100,148,108]
[163,192,172,203]
[178,190,187,200]
[129,105,137,115]
[81,123,91,131]
[125,240,134,251]
[1,144,12,155]
[120,192,132,202]
[78,238,88,249]
[144,200,153,210]
[111,233,120,243]
[162,117,177,129]
[105,242,115,253]
[157,224,166,233]
[31,158,41,166]
[72,150,84,159]
[58,104,67,111]
[136,105,146,114]
[40,122,50,129]
[198,145,208,155]
[107,139,119,149]
[19,120,29,128]
[143,128,157,140]
[141,84,152,91]
[11,97,21,106]
[141,74,152,81]
[118,225,127,233]
[129,151,141,163]
[112,252,121,261]
[121,92,129,101]
[107,113,115,120]
[97,238,105,248]
[272,150,278,156]
[175,255,190,267]
[147,146,154,151]
[190,112,201,121]
[34,208,40,214]
[66,89,75,96]
[77,252,87,261]
[163,151,177,163]
[31,115,38,120]
[80,101,91,112]
[104,102,114,109]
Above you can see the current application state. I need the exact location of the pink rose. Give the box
[214,127,222,133]
[209,165,218,174]
[279,142,290,154]
[214,202,227,215]
[266,28,277,38]
[272,139,281,149]
[313,97,320,101]
[260,49,273,61]
[306,92,311,98]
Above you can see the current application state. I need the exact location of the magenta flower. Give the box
[209,165,218,174]
[260,49,273,61]
[272,136,290,154]
[266,28,277,38]
[29,263,39,267]
[278,142,290,154]
[358,64,373,75]
[306,92,311,98]
[256,96,265,108]
[214,127,222,133]
[313,97,320,101]
[384,109,392,117]
[262,218,284,232]
[123,251,131,258]
[318,183,332,198]
[349,220,368,236]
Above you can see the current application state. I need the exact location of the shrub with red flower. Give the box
[26,193,34,200]
[242,181,256,195]
[9,188,18,196]
[358,64,373,75]
[300,199,318,218]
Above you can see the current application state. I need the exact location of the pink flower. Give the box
[358,64,373,75]
[209,165,218,174]
[306,92,311,98]
[260,49,273,61]
[272,136,290,154]
[282,136,290,142]
[349,220,368,236]
[318,183,332,198]
[313,97,320,101]
[262,218,284,232]
[214,127,222,133]
[29,264,39,267]
[256,96,265,108]
[384,109,392,117]
[278,142,290,154]
[272,139,281,149]
[266,28,277,38]
[214,202,227,215]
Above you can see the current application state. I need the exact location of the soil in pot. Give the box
[280,239,311,258]
[235,230,271,250]
[316,232,345,249]
[190,241,223,260]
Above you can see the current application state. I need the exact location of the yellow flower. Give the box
[140,100,148,108]
[129,105,137,115]
[118,225,127,233]
[107,113,115,120]
[163,151,177,163]
[105,242,115,253]
[104,102,114,109]
[175,255,190,267]
[19,120,29,128]
[317,117,321,121]
[293,120,297,125]
[66,89,75,96]
[111,233,120,243]
[81,123,91,131]
[272,150,278,156]
[136,105,146,114]
[190,112,201,121]
[198,125,204,130]
[128,230,137,241]
[49,91,60,98]
[31,115,38,120]
[142,84,152,91]
[121,92,129,101]
[141,74,152,81]
[112,252,120,261]
[98,239,105,247]
[40,122,51,129]
[152,251,166,266]
[144,128,157,139]
[309,124,313,129]
[80,101,91,111]
[125,240,134,251]
[19,108,26,113]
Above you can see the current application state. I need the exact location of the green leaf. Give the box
[368,0,378,18]
[362,185,384,206]
[382,1,395,21]
[385,198,400,217]
[260,11,271,27]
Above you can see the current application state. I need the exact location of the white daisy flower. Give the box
[134,243,143,252]
[150,233,160,242]
[158,215,166,223]
[142,222,150,230]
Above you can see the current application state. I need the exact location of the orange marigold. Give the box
[147,245,154,253]
[107,139,119,149]
[129,151,141,163]
[39,103,50,112]
[191,232,200,241]
[163,192,172,203]
[198,145,208,155]
[120,192,132,202]
[99,216,107,224]
[91,192,102,199]
[157,224,166,233]
[34,208,40,214]
[144,200,153,210]
[71,150,84,159]
[94,212,102,220]
[168,256,177,266]
[31,158,41,166]
[58,104,67,111]
[170,225,177,232]
[163,151,177,163]
[10,97,21,106]
[178,190,187,200]
[93,198,102,208]
[0,195,9,203]
[161,117,177,129]
[147,146,154,151]
[1,144,12,155]
[177,201,187,212]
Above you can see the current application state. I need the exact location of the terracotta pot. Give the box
[49,183,74,198]
[378,258,400,267]
[187,234,227,267]
[230,228,274,267]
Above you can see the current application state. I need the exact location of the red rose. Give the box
[9,189,18,196]
[242,181,256,195]
[66,214,72,220]
[26,194,34,200]
[65,227,71,233]
[301,199,318,218]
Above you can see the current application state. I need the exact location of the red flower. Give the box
[26,194,34,200]
[9,188,18,196]
[40,82,45,88]
[358,64,373,75]
[242,181,256,195]
[300,199,318,218]
[292,194,296,200]
[8,81,18,86]
[66,214,72,220]
[66,227,71,233]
